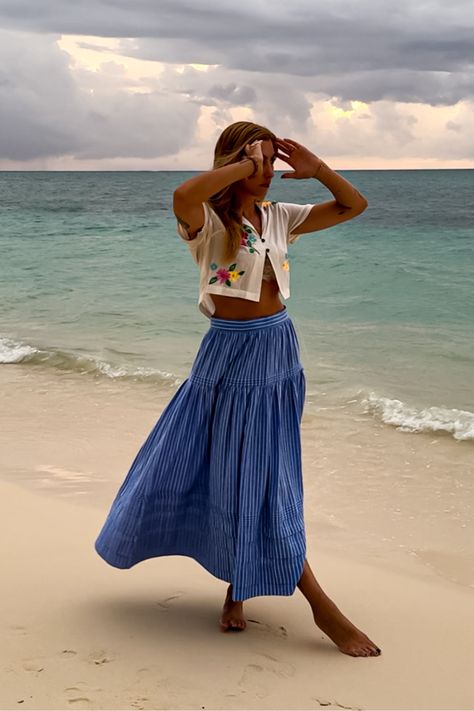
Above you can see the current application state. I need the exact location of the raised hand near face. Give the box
[244,140,264,179]
[275,137,324,179]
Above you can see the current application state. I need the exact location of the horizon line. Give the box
[0,167,473,172]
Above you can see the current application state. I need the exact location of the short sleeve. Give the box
[278,201,314,245]
[176,201,214,247]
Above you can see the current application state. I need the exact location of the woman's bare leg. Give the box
[219,584,246,632]
[297,559,381,657]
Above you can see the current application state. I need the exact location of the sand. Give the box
[1,365,474,710]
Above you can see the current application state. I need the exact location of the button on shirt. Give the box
[177,200,314,319]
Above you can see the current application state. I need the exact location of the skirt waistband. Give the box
[210,306,288,331]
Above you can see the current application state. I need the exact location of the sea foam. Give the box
[0,336,37,363]
[0,335,182,387]
[362,391,474,441]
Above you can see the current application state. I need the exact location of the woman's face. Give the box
[239,138,276,199]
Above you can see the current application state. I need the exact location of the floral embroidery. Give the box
[257,200,277,209]
[240,225,261,254]
[216,267,230,284]
[209,262,245,287]
[282,252,290,271]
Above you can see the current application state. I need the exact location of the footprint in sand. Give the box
[255,651,295,678]
[314,699,361,710]
[237,664,267,699]
[87,650,114,665]
[64,682,93,707]
[156,593,183,609]
[61,650,78,657]
[22,661,45,673]
[247,619,288,638]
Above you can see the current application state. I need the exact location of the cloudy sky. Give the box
[0,0,473,170]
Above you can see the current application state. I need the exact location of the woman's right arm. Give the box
[173,145,262,238]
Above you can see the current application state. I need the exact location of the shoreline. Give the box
[2,322,473,445]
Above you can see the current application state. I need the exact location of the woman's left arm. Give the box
[275,137,368,235]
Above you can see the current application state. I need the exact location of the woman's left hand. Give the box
[275,137,324,179]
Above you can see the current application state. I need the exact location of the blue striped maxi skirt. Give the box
[94,306,307,601]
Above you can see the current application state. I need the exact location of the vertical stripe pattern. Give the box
[95,306,307,601]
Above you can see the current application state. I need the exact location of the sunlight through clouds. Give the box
[57,34,166,81]
[0,1,473,169]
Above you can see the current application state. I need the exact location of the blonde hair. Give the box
[209,121,277,262]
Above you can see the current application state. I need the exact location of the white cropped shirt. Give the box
[177,200,314,319]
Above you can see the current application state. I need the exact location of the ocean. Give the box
[1,169,473,440]
[1,170,474,588]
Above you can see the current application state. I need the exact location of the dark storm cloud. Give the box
[0,32,81,160]
[0,30,200,161]
[0,0,473,104]
[0,1,473,164]
[208,83,257,106]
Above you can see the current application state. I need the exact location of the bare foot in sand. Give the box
[312,592,381,657]
[298,559,381,657]
[219,584,246,632]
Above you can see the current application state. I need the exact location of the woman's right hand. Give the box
[174,139,265,232]
[244,140,264,179]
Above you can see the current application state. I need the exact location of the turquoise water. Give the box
[1,170,473,441]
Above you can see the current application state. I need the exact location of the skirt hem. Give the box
[94,542,306,602]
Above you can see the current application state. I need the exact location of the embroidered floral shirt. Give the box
[177,200,313,319]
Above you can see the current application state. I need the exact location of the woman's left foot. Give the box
[219,584,246,632]
[312,593,381,657]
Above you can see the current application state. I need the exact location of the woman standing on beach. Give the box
[95,121,381,658]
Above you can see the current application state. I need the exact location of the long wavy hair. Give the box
[209,121,277,262]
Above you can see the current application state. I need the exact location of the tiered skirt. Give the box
[95,306,307,601]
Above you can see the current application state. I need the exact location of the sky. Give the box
[0,0,473,170]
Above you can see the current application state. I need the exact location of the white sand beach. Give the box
[1,365,474,711]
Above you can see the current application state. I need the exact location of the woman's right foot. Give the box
[219,584,246,632]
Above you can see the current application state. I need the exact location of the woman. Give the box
[95,121,381,658]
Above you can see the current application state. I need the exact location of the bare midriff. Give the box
[211,279,284,320]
